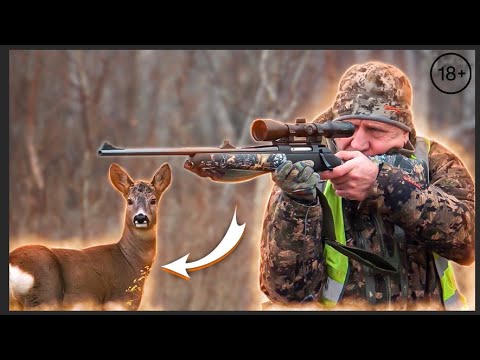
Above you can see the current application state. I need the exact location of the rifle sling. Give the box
[317,189,398,277]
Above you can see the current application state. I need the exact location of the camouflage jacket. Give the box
[260,140,475,309]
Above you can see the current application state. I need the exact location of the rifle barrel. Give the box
[98,142,282,157]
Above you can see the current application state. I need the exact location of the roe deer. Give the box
[9,162,172,310]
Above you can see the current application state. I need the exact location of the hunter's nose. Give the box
[134,213,149,225]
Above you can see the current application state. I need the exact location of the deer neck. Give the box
[118,225,157,273]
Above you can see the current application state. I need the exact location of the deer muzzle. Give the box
[133,214,150,228]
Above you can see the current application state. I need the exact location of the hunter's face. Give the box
[334,119,409,156]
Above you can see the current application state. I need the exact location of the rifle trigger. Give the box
[220,140,236,149]
[319,153,332,170]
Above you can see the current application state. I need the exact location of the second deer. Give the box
[9,163,172,310]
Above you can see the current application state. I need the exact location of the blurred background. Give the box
[9,49,475,311]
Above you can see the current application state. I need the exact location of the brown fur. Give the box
[9,163,172,310]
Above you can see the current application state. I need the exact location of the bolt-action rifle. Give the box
[98,118,354,178]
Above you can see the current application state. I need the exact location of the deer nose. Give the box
[134,213,149,226]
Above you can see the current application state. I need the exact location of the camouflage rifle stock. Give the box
[98,118,354,180]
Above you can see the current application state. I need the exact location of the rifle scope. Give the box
[251,118,355,142]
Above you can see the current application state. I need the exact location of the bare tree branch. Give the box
[25,52,44,191]
[237,51,271,145]
[260,50,277,103]
[280,50,311,119]
[92,53,113,106]
[200,52,236,141]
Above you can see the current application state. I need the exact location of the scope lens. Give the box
[251,120,268,141]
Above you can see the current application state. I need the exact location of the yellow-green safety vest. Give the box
[320,137,468,310]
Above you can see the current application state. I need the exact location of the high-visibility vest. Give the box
[320,137,468,310]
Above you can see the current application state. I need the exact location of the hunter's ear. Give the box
[109,163,134,197]
[151,163,172,198]
[403,131,410,146]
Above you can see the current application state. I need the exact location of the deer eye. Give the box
[150,199,156,205]
[127,199,133,205]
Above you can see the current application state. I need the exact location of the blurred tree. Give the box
[9,49,475,310]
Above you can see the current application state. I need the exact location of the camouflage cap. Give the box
[330,61,417,147]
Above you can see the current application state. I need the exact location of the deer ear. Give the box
[109,163,134,196]
[151,163,172,197]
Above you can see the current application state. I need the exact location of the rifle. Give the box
[98,118,407,275]
[97,118,354,177]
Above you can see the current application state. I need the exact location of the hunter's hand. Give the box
[320,151,379,201]
[272,160,320,204]
[183,160,226,180]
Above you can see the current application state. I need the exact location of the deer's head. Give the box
[109,163,172,232]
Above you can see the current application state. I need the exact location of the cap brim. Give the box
[332,114,412,132]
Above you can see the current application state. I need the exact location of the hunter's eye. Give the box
[127,199,133,205]
[150,199,156,205]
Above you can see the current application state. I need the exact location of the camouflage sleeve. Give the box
[368,141,475,265]
[259,184,327,303]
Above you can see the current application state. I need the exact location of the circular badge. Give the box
[430,53,471,94]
